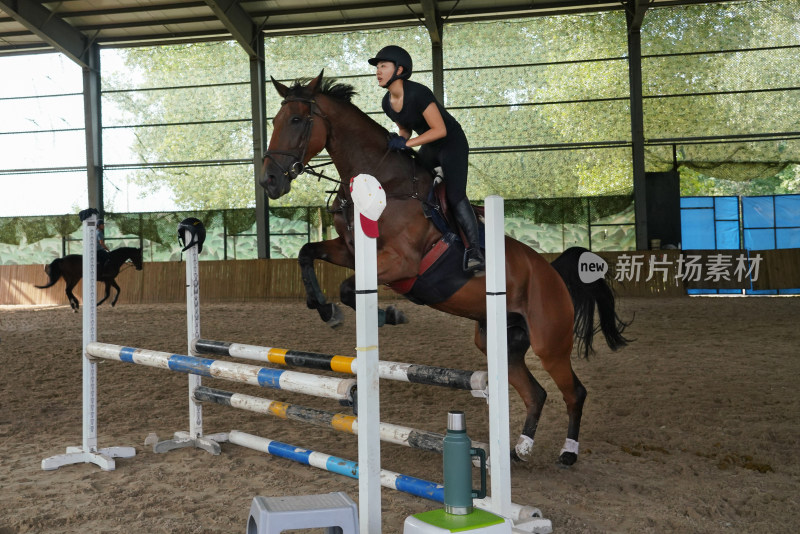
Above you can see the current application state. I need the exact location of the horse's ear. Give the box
[271,76,289,98]
[308,69,324,94]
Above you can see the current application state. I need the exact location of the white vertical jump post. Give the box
[150,220,226,454]
[484,196,512,519]
[41,209,136,471]
[353,184,382,534]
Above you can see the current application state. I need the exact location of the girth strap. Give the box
[387,238,450,294]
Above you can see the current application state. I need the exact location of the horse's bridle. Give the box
[262,96,326,181]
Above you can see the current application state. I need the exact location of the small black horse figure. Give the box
[35,247,143,311]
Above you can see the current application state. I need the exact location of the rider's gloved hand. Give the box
[387,133,408,151]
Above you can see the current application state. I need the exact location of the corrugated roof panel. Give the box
[0,0,709,56]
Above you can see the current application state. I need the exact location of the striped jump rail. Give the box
[194,339,489,394]
[227,430,542,523]
[194,385,489,455]
[86,343,356,404]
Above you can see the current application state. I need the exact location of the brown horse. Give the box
[35,247,143,311]
[261,72,629,466]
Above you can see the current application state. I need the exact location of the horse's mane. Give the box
[287,77,357,103]
[287,76,389,138]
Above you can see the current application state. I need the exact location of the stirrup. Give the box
[463,248,485,274]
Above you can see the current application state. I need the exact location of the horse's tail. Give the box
[34,259,63,289]
[550,246,632,358]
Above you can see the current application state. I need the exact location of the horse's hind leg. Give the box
[475,314,546,462]
[340,276,408,327]
[531,325,587,467]
[65,283,79,312]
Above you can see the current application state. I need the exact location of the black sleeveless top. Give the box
[381,80,465,147]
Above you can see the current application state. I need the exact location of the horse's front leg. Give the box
[96,280,111,307]
[298,239,354,328]
[339,276,408,327]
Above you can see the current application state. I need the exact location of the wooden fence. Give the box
[2,249,798,306]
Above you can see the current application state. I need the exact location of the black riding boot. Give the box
[453,198,485,274]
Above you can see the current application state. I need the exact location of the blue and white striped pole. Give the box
[227,430,541,523]
[85,343,357,402]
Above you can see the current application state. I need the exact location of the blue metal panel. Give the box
[744,228,775,250]
[742,197,775,228]
[775,195,800,227]
[777,228,800,248]
[714,197,739,220]
[681,209,716,249]
[680,197,714,208]
[715,220,740,249]
[746,289,778,295]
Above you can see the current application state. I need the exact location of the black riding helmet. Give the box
[177,217,206,254]
[368,45,413,88]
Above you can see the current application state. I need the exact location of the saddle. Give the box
[386,172,485,306]
[428,168,485,238]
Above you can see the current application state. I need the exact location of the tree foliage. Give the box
[102,1,800,211]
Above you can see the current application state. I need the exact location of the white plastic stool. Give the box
[247,491,359,534]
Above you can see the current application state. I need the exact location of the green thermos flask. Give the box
[443,410,487,515]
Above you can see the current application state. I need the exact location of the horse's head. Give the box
[261,71,330,199]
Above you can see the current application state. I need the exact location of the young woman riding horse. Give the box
[261,71,629,466]
[369,45,485,274]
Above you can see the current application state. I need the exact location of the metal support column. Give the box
[627,1,649,250]
[83,44,103,213]
[421,0,445,102]
[250,36,270,258]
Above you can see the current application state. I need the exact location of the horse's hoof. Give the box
[317,302,333,321]
[511,449,525,463]
[384,305,409,325]
[319,303,344,329]
[558,451,578,467]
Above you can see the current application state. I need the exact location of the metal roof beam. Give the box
[0,0,90,68]
[420,0,441,45]
[58,2,208,19]
[626,0,652,31]
[204,0,261,57]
